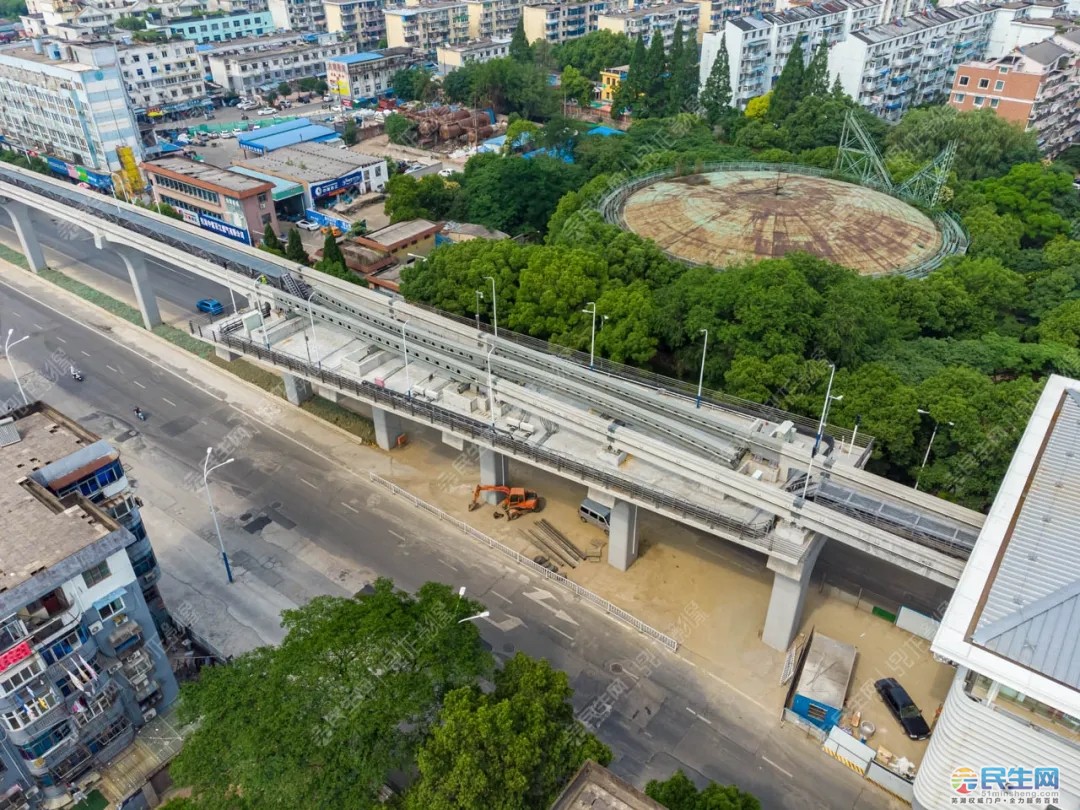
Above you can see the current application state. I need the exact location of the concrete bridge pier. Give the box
[282,373,313,406]
[3,201,46,272]
[215,346,241,362]
[607,500,639,571]
[373,407,403,451]
[111,245,161,329]
[479,447,508,504]
[761,535,825,651]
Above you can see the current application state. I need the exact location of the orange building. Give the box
[948,30,1080,157]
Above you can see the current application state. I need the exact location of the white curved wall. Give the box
[914,669,1080,810]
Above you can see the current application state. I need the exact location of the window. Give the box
[978,77,989,89]
[82,561,110,588]
[131,551,157,578]
[994,79,1004,91]
[56,460,124,500]
[86,718,130,754]
[806,703,827,721]
[954,92,965,103]
[0,658,44,696]
[990,98,999,109]
[73,693,112,727]
[973,95,985,107]
[958,75,969,86]
[998,66,1009,74]
[40,627,88,667]
[2,690,59,730]
[97,597,124,621]
[18,721,73,760]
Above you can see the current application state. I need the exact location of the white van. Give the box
[578,498,611,534]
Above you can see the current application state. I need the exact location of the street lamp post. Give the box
[845,414,862,456]
[483,276,498,338]
[305,290,321,370]
[400,319,412,397]
[582,302,608,370]
[202,448,235,584]
[486,343,496,425]
[4,329,29,406]
[475,290,484,330]
[454,587,490,623]
[801,365,841,501]
[696,328,708,408]
[915,409,953,492]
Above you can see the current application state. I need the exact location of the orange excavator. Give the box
[468,485,544,520]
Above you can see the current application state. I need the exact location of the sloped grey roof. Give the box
[1020,39,1068,65]
[974,388,1080,689]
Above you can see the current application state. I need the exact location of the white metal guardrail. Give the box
[367,473,680,652]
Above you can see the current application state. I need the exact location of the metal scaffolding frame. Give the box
[834,110,893,192]
[897,139,958,209]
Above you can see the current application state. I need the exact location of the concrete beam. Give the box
[761,535,825,651]
[282,373,313,406]
[113,246,162,329]
[373,407,403,451]
[479,448,508,504]
[4,201,46,272]
[215,346,241,362]
[607,500,639,572]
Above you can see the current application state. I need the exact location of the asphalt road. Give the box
[0,278,900,810]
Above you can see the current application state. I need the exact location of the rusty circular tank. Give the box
[617,169,947,275]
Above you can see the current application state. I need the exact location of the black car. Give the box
[875,678,931,740]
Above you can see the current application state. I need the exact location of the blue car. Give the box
[196,298,224,316]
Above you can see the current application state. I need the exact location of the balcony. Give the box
[107,621,143,657]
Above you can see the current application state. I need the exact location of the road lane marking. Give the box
[685,707,713,726]
[161,397,176,407]
[388,530,407,542]
[490,591,512,603]
[549,625,574,642]
[33,323,43,329]
[11,311,21,317]
[761,756,793,779]
[299,477,317,489]
[133,380,146,389]
[438,559,459,571]
[341,502,359,513]
[80,350,91,357]
[106,365,119,373]
[55,336,66,343]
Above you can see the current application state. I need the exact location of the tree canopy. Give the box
[552,30,634,79]
[646,770,761,810]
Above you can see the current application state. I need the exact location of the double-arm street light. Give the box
[801,364,842,501]
[202,448,236,584]
[483,276,498,338]
[915,409,954,492]
[4,329,29,406]
[696,329,708,408]
[582,302,608,370]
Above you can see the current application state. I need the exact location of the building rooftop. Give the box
[442,220,509,240]
[366,218,441,245]
[438,36,511,54]
[549,761,665,810]
[602,2,697,18]
[934,375,1080,717]
[1019,38,1069,64]
[385,1,465,15]
[0,404,122,596]
[0,42,99,71]
[144,156,272,195]
[236,142,382,183]
[794,633,857,708]
[728,0,881,31]
[852,3,993,45]
[329,50,390,65]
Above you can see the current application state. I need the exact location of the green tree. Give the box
[392,67,433,102]
[560,65,594,107]
[115,14,146,29]
[955,162,1077,246]
[504,119,541,153]
[1039,299,1080,348]
[170,580,493,809]
[613,34,647,117]
[641,32,668,117]
[343,117,358,146]
[768,38,805,123]
[745,91,771,120]
[552,30,634,79]
[385,112,417,145]
[669,21,699,114]
[276,81,292,97]
[260,223,283,255]
[284,228,309,264]
[700,35,732,127]
[645,770,761,810]
[463,153,582,235]
[510,18,532,63]
[405,653,612,810]
[803,37,830,98]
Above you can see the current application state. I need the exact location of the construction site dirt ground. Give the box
[387,425,954,769]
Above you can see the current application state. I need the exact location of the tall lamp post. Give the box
[915,409,953,492]
[475,290,484,330]
[455,587,490,623]
[483,275,498,338]
[582,302,608,370]
[485,343,496,426]
[305,289,321,370]
[202,448,235,584]
[801,364,841,501]
[695,328,708,408]
[4,329,29,406]
[400,319,412,397]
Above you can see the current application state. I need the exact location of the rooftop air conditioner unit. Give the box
[89,621,103,635]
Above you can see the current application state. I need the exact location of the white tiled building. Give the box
[598,3,700,49]
[436,36,510,75]
[111,40,206,113]
[913,374,1080,810]
[383,1,471,52]
[699,0,884,109]
[267,0,327,31]
[693,0,776,43]
[323,0,387,47]
[522,1,612,45]
[206,34,352,94]
[464,0,521,40]
[829,2,995,121]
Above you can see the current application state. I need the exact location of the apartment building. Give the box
[0,41,141,173]
[598,3,699,48]
[694,0,776,43]
[949,30,1080,156]
[436,36,509,74]
[158,10,276,43]
[102,40,208,114]
[522,0,611,45]
[829,2,996,121]
[464,0,521,40]
[325,48,412,99]
[384,1,471,52]
[700,0,884,108]
[206,34,352,94]
[267,0,326,31]
[0,402,177,810]
[144,157,278,244]
[912,375,1080,810]
[323,0,386,47]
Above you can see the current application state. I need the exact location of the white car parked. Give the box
[257,107,276,116]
